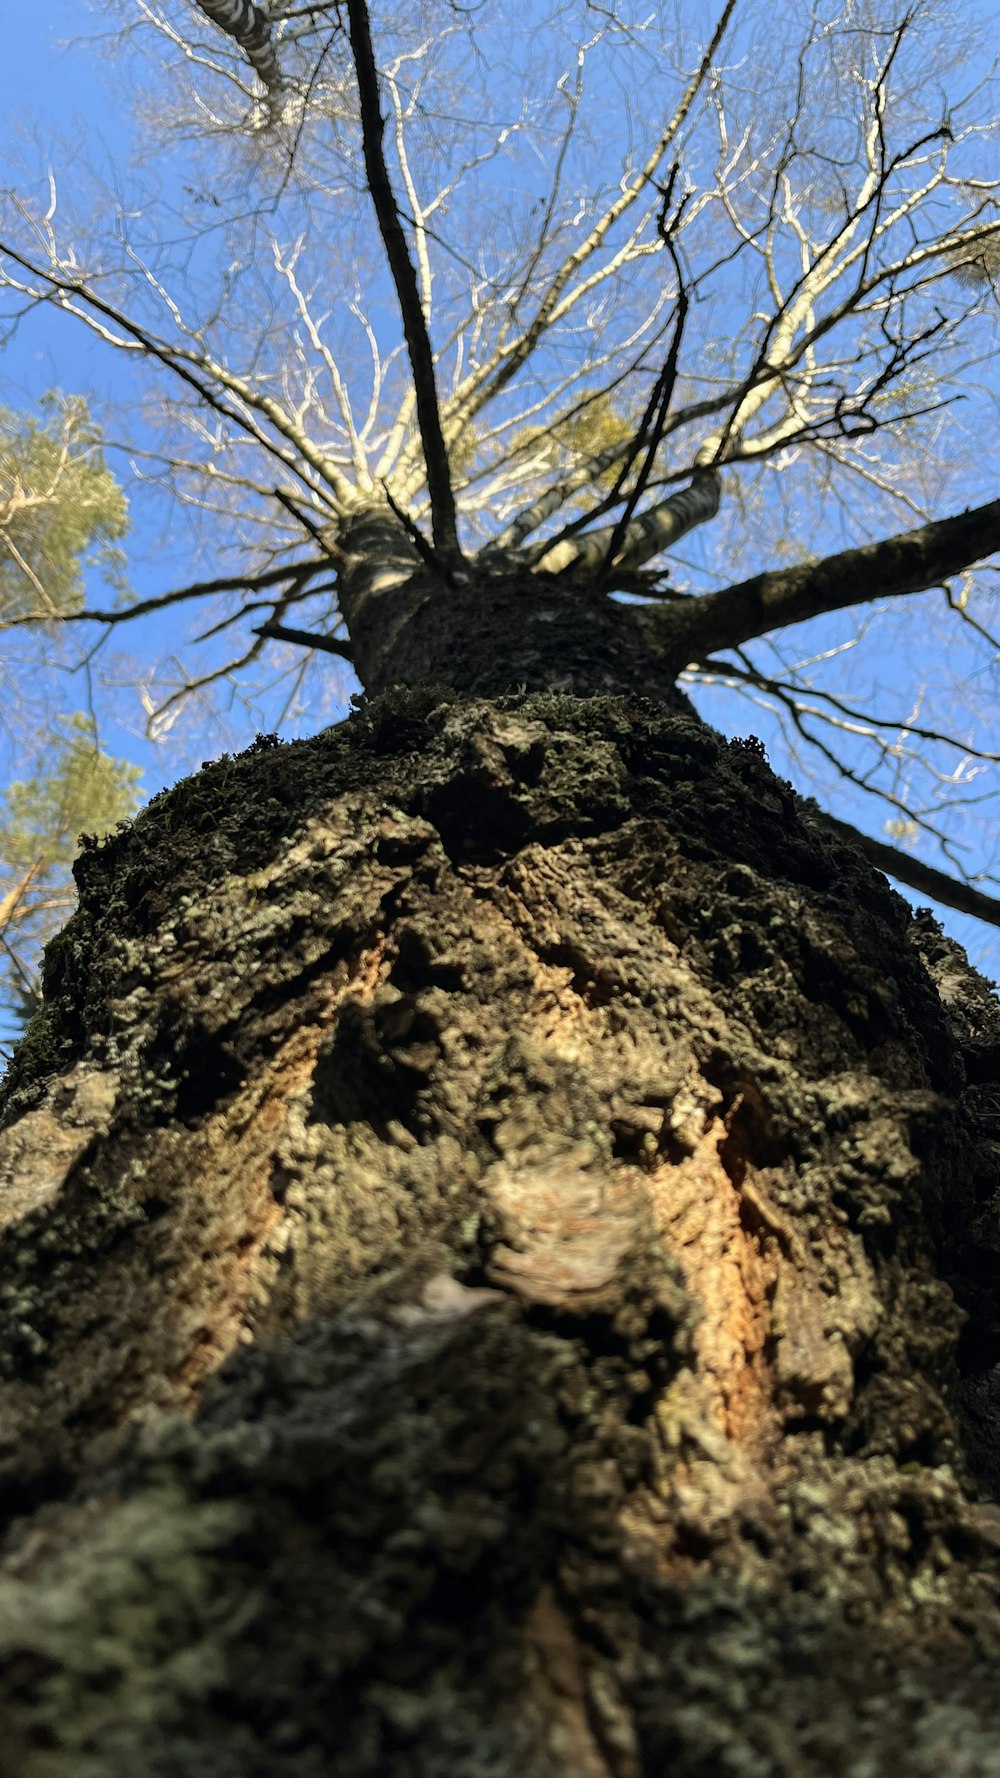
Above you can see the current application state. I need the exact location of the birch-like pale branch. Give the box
[386,56,435,322]
[497,438,630,551]
[0,531,61,621]
[453,162,992,549]
[436,0,738,440]
[270,238,373,489]
[0,238,359,511]
[527,470,722,577]
[191,0,283,101]
[0,864,44,937]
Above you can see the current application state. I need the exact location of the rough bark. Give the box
[334,510,697,706]
[1,551,1000,1776]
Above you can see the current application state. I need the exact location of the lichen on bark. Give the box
[0,691,999,1777]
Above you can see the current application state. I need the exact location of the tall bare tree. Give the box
[3,0,999,920]
[1,4,1000,1773]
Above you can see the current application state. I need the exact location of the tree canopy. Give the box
[1,0,999,955]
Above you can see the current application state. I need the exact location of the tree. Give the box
[3,0,1000,926]
[0,397,140,1037]
[0,713,143,1034]
[0,393,129,624]
[0,3,999,1773]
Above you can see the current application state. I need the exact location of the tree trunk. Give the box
[1,532,999,1778]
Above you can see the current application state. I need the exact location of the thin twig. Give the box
[596,172,692,588]
[273,486,343,555]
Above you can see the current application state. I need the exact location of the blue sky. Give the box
[3,4,233,787]
[2,0,999,1021]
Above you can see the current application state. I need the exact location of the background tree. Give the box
[0,713,142,1034]
[0,396,141,1038]
[0,394,128,624]
[1,4,1000,1774]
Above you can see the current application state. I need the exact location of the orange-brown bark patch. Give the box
[647,1119,775,1454]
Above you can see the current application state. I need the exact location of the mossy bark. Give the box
[1,552,999,1776]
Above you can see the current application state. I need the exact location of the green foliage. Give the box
[556,392,642,490]
[0,394,129,624]
[0,715,142,1033]
[509,390,640,491]
[2,714,142,867]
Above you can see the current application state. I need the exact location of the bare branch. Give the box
[529,470,722,579]
[0,862,44,937]
[3,559,327,630]
[694,654,1000,769]
[440,0,739,435]
[381,482,459,585]
[663,498,1000,665]
[0,238,358,509]
[344,0,459,555]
